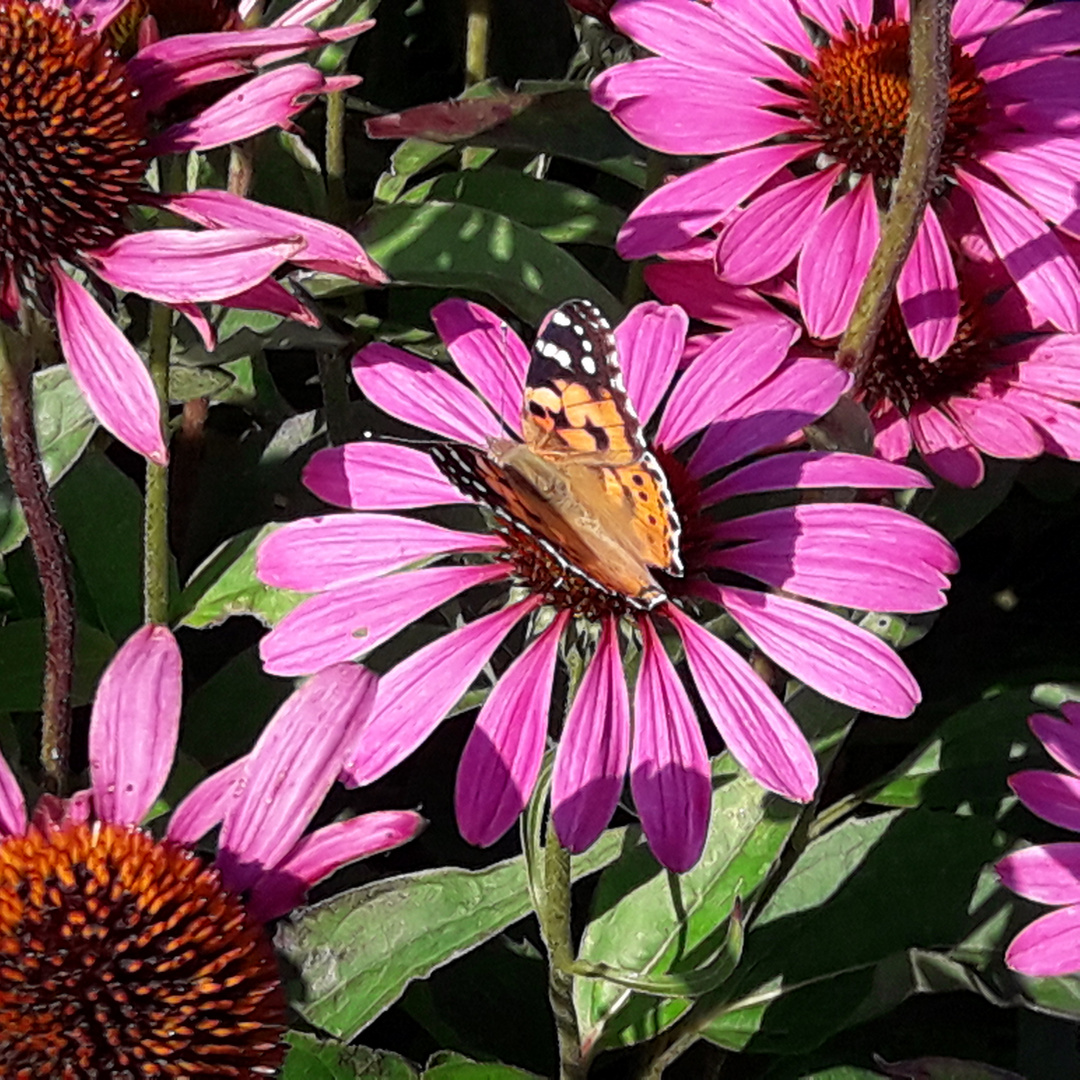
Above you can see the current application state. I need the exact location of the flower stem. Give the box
[837,0,953,378]
[143,303,173,625]
[326,90,348,225]
[537,824,587,1080]
[464,0,491,86]
[0,324,75,793]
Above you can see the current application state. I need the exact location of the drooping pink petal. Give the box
[897,207,960,360]
[717,167,841,286]
[952,0,1025,44]
[978,135,1080,240]
[799,179,880,340]
[166,759,244,846]
[430,299,529,435]
[153,65,357,154]
[617,144,808,260]
[958,168,1080,332]
[944,394,1043,459]
[908,403,986,486]
[353,343,503,444]
[84,229,303,304]
[657,316,801,448]
[215,664,377,894]
[702,450,930,505]
[708,503,957,612]
[667,604,817,802]
[1030,711,1080,776]
[0,750,26,837]
[1009,337,1080,397]
[303,442,469,510]
[591,59,800,157]
[163,190,388,285]
[647,259,795,326]
[616,302,688,426]
[706,584,921,717]
[259,562,509,676]
[872,401,915,461]
[631,617,711,872]
[456,614,567,847]
[998,843,1080,905]
[974,3,1080,69]
[342,598,540,787]
[1010,770,1080,832]
[996,384,1080,458]
[247,810,425,921]
[1005,904,1080,977]
[220,278,319,327]
[52,267,168,465]
[689,357,850,476]
[256,514,502,591]
[89,625,182,827]
[69,0,130,33]
[551,617,631,854]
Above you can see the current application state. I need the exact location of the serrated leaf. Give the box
[282,1032,419,1079]
[277,827,627,1040]
[357,201,621,324]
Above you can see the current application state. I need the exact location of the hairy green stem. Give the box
[326,90,348,224]
[837,0,954,379]
[464,0,491,86]
[143,303,174,625]
[0,325,75,793]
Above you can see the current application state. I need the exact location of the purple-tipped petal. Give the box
[616,302,689,426]
[1010,769,1080,832]
[707,584,921,717]
[247,810,425,921]
[216,664,378,895]
[552,617,631,854]
[702,450,930,505]
[342,598,540,787]
[53,267,168,465]
[456,614,567,847]
[667,604,817,803]
[631,617,711,872]
[898,206,960,360]
[0,749,26,837]
[303,442,469,510]
[353,343,503,444]
[1005,904,1080,977]
[998,843,1080,905]
[799,179,880,340]
[431,299,529,434]
[256,514,502,591]
[657,316,800,449]
[260,563,509,676]
[89,625,182,827]
[1030,711,1080,776]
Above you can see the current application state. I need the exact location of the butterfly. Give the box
[429,299,683,610]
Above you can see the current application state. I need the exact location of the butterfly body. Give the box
[431,300,682,611]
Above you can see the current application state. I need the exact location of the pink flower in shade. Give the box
[997,703,1080,977]
[592,0,1080,358]
[0,625,422,1075]
[0,0,385,467]
[256,298,957,872]
[650,236,1080,488]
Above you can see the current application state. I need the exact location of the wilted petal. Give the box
[998,843,1080,905]
[0,750,26,837]
[667,604,817,802]
[707,584,921,717]
[257,514,502,591]
[631,617,711,872]
[247,810,424,921]
[89,625,182,827]
[1005,904,1080,977]
[552,617,631,853]
[85,229,303,304]
[53,268,167,465]
[260,563,509,676]
[616,302,688,426]
[1011,769,1080,832]
[456,614,567,847]
[342,598,540,786]
[216,664,377,894]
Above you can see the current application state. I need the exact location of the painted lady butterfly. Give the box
[430,299,683,610]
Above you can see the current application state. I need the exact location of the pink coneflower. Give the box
[256,298,956,872]
[0,0,385,466]
[593,0,1080,360]
[997,702,1080,976]
[649,236,1080,488]
[0,624,422,1074]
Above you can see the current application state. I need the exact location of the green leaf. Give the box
[375,139,457,203]
[177,525,308,630]
[277,827,627,1040]
[282,1032,419,1079]
[168,363,234,403]
[357,201,622,324]
[422,1062,544,1079]
[0,365,97,555]
[876,1057,1026,1080]
[0,619,115,710]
